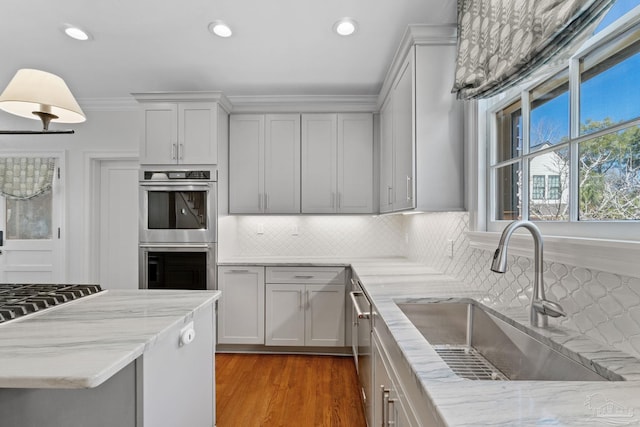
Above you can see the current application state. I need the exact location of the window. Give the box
[532,176,546,200]
[6,192,52,240]
[488,4,640,237]
[548,175,561,200]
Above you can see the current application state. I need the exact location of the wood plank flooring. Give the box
[216,353,366,427]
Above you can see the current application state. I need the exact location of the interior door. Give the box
[98,159,139,290]
[0,161,61,283]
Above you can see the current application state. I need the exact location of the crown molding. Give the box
[130,91,233,112]
[377,24,458,109]
[227,94,379,113]
[77,97,138,111]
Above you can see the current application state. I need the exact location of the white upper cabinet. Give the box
[134,92,230,166]
[378,26,464,213]
[229,114,301,214]
[302,113,374,214]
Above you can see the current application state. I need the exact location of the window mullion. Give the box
[569,57,581,222]
[521,90,531,220]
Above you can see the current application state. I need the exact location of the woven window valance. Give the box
[0,157,56,199]
[453,0,615,99]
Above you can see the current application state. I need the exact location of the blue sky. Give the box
[530,0,640,146]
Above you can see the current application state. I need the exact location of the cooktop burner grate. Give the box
[0,284,103,324]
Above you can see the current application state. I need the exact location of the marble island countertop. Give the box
[0,289,220,389]
[221,256,640,426]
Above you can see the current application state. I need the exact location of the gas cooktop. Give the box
[0,283,103,324]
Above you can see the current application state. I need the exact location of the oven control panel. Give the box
[143,170,212,181]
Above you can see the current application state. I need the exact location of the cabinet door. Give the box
[305,284,345,347]
[264,114,301,213]
[140,103,178,164]
[265,283,305,346]
[229,115,265,213]
[337,113,373,213]
[301,114,338,213]
[217,266,265,344]
[178,103,218,164]
[379,98,394,213]
[392,52,415,211]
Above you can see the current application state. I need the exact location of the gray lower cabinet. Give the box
[373,330,413,427]
[217,266,265,344]
[265,266,346,347]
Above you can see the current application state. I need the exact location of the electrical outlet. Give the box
[257,223,264,235]
[447,239,454,258]
[291,225,299,236]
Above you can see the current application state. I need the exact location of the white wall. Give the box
[0,105,139,282]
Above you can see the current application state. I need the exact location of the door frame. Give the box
[84,152,138,283]
[0,149,66,282]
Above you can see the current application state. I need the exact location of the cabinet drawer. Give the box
[265,266,346,285]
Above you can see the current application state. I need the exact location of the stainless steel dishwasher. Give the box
[350,275,372,426]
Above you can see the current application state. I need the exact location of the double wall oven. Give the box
[139,168,217,291]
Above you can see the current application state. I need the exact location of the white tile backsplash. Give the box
[403,211,640,359]
[219,211,640,358]
[218,214,406,259]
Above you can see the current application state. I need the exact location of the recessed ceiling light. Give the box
[209,21,232,38]
[63,24,91,41]
[334,18,358,36]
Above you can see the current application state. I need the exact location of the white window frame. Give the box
[468,5,640,279]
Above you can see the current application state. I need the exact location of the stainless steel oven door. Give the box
[139,243,216,290]
[139,182,217,243]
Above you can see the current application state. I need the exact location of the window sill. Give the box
[467,231,640,279]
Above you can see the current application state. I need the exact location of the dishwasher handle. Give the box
[349,291,370,319]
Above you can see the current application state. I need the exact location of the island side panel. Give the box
[138,302,215,427]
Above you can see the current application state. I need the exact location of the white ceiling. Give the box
[1,0,457,102]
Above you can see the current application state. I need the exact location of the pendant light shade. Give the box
[0,69,85,133]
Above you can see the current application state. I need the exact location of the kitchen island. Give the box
[220,256,640,426]
[0,289,220,427]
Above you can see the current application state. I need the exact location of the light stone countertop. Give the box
[220,256,640,426]
[0,289,220,389]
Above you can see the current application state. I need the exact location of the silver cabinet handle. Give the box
[387,186,393,206]
[294,275,314,279]
[350,278,356,286]
[258,193,262,211]
[179,143,184,160]
[349,291,370,319]
[265,193,269,211]
[171,143,177,160]
[229,269,249,273]
[406,176,412,201]
[381,386,391,427]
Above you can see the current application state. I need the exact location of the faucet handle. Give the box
[533,299,566,318]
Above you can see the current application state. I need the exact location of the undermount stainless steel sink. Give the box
[397,302,621,381]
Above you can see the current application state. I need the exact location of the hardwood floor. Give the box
[216,353,366,427]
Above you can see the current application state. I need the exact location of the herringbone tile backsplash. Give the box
[220,212,640,358]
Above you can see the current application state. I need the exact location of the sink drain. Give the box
[433,346,508,380]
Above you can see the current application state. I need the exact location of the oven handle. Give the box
[140,243,213,249]
[349,291,370,319]
[139,183,213,191]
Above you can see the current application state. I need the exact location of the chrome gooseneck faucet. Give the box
[490,220,566,328]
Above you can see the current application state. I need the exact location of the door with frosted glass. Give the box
[0,158,61,283]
